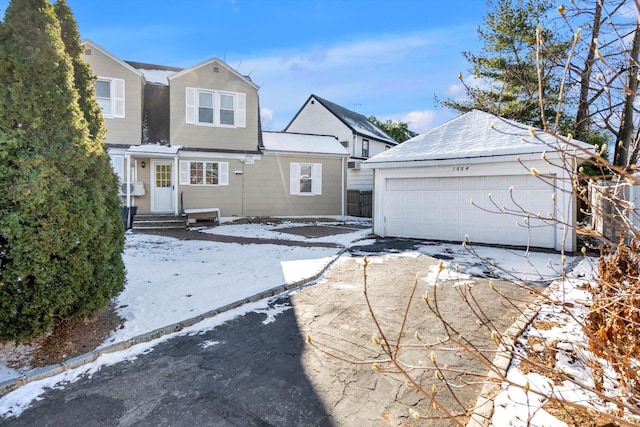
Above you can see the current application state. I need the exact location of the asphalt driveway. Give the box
[0,248,539,426]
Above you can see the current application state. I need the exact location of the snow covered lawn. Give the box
[113,232,339,342]
[0,220,371,385]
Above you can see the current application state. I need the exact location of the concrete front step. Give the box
[132,214,185,230]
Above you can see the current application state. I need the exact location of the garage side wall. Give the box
[371,158,576,252]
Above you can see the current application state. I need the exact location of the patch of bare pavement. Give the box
[293,254,540,426]
[138,225,364,248]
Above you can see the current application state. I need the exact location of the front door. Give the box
[152,161,174,212]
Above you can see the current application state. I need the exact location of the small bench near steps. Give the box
[183,208,220,226]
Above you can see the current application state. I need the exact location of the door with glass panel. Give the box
[152,161,174,212]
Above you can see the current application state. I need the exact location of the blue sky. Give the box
[0,0,488,133]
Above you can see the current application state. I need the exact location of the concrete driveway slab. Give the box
[292,253,539,426]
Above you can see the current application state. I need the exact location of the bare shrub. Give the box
[587,240,640,399]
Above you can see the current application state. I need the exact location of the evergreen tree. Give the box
[0,0,125,340]
[439,0,570,130]
[368,116,412,142]
[54,0,105,142]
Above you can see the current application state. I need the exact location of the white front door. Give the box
[152,161,174,212]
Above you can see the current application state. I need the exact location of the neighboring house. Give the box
[82,40,348,226]
[284,94,398,191]
[364,110,593,252]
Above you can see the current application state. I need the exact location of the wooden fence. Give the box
[347,190,372,218]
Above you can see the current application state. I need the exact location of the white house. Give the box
[284,94,398,191]
[364,110,593,252]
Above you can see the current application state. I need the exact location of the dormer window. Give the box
[219,94,235,126]
[198,92,214,124]
[186,87,245,128]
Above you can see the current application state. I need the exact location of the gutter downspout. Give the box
[174,155,179,216]
[125,154,132,229]
[341,156,345,218]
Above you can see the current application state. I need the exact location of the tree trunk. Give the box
[574,1,602,142]
[614,20,640,168]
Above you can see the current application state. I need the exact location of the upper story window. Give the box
[186,88,246,128]
[219,94,235,126]
[95,77,125,119]
[198,92,214,124]
[362,139,369,157]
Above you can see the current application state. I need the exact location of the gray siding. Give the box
[178,157,244,216]
[82,44,143,146]
[169,63,259,152]
[242,154,345,217]
[130,157,151,213]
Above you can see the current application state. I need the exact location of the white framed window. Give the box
[179,161,229,186]
[95,77,125,118]
[219,93,235,126]
[290,163,322,196]
[362,139,369,157]
[198,92,214,124]
[185,88,246,128]
[110,154,125,181]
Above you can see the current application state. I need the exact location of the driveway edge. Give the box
[467,257,585,427]
[0,249,347,398]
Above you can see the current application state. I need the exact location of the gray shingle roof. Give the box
[295,94,398,145]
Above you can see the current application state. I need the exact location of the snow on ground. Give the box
[1,220,623,425]
[1,221,367,383]
[490,261,640,427]
[111,233,338,343]
[0,221,369,417]
[415,242,572,284]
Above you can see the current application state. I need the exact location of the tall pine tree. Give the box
[0,0,125,340]
[439,0,569,130]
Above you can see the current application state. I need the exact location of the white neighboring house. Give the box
[284,94,398,191]
[364,110,594,252]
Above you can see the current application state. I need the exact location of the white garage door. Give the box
[383,174,556,248]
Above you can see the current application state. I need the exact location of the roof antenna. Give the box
[351,103,362,112]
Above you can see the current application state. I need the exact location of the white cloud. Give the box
[223,26,477,131]
[446,83,465,97]
[260,107,274,130]
[402,110,437,133]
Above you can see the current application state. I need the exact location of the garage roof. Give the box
[365,110,592,164]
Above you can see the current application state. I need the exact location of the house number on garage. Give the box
[452,165,470,172]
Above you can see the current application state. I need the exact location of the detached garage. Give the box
[364,110,592,252]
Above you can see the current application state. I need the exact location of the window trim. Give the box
[362,139,369,158]
[185,87,246,128]
[197,91,215,125]
[110,154,125,181]
[179,160,229,186]
[95,77,125,119]
[290,162,322,196]
[218,92,235,126]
